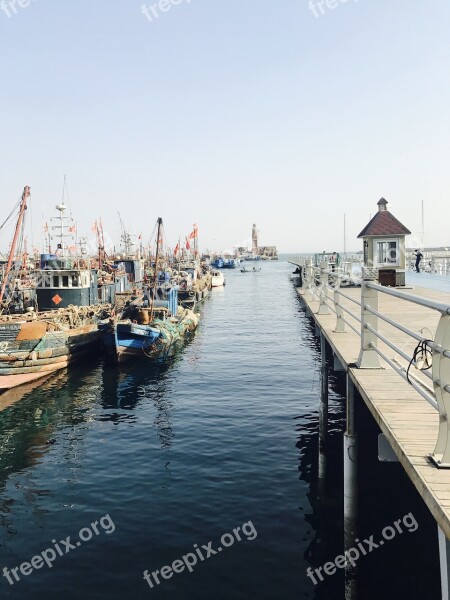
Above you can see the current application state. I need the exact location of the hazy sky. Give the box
[1,0,449,253]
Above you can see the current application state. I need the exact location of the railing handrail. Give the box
[299,258,450,467]
[366,281,450,315]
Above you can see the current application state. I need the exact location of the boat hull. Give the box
[100,310,199,364]
[100,320,161,364]
[0,321,100,392]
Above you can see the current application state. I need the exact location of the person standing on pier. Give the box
[415,249,423,273]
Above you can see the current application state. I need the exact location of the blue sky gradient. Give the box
[1,0,449,252]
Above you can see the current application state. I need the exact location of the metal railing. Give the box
[297,259,450,468]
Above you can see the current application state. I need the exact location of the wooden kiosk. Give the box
[357,198,411,287]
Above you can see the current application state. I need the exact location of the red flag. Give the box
[69,225,77,233]
[185,237,191,250]
[138,233,142,240]
[174,242,180,256]
[189,224,198,239]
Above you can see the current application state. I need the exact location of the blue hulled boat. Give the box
[100,219,200,364]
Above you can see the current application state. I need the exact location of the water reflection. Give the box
[99,342,194,449]
[0,373,72,544]
[0,372,69,485]
[0,341,191,485]
[295,304,347,599]
[0,340,195,548]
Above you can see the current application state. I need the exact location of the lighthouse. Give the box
[252,223,258,256]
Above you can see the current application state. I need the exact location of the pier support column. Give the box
[319,333,328,483]
[344,374,358,599]
[438,526,450,600]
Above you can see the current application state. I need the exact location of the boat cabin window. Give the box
[62,275,69,287]
[53,275,59,287]
[72,273,79,287]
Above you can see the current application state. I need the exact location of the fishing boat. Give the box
[99,291,199,364]
[176,264,211,307]
[210,269,225,287]
[0,187,123,392]
[223,258,239,269]
[211,256,239,269]
[173,227,211,308]
[100,218,200,364]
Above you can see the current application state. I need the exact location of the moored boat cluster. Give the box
[0,187,227,393]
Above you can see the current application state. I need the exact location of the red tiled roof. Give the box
[357,210,411,238]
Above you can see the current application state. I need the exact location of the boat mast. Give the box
[0,186,30,307]
[343,213,347,258]
[149,217,163,321]
[96,218,105,270]
[421,200,425,251]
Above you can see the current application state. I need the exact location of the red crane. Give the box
[0,186,31,308]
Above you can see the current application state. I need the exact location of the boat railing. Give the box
[300,261,450,468]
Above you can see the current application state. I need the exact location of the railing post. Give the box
[319,332,329,481]
[430,314,450,468]
[344,374,358,598]
[334,275,345,332]
[303,259,313,299]
[317,262,329,315]
[301,260,308,291]
[357,268,381,369]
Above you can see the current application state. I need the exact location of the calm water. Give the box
[0,261,442,599]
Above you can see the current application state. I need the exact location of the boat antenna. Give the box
[0,186,30,308]
[343,212,347,258]
[421,200,425,251]
[149,217,163,322]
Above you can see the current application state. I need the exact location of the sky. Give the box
[1,0,450,254]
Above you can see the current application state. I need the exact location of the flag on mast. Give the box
[189,224,198,239]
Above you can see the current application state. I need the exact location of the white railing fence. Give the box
[297,260,450,469]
